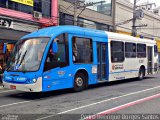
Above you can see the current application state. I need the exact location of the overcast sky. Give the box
[130,0,160,7]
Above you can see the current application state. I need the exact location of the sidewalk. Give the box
[0,73,3,87]
[0,83,3,89]
[0,71,3,89]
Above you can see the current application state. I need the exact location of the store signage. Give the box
[11,0,33,7]
[0,17,13,28]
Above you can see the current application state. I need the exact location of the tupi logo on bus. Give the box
[112,64,124,70]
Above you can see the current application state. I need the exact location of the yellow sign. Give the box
[156,40,160,52]
[11,0,33,7]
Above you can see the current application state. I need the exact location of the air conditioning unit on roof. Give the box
[33,11,42,19]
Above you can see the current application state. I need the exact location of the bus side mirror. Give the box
[52,42,58,53]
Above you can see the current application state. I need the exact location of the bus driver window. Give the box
[47,48,54,62]
[44,33,69,72]
[47,38,59,62]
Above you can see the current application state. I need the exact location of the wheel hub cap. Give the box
[76,77,83,87]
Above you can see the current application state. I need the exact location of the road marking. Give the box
[0,90,15,94]
[0,101,30,108]
[36,85,160,120]
[85,93,160,120]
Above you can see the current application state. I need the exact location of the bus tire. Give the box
[73,72,87,92]
[138,68,145,80]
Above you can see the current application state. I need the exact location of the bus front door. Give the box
[147,46,153,74]
[97,42,108,81]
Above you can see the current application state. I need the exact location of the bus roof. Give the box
[106,31,156,44]
[22,25,156,44]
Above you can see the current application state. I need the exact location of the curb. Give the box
[0,83,3,89]
[0,86,3,89]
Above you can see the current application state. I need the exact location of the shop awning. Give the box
[0,28,29,41]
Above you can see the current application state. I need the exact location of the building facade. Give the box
[59,0,160,63]
[59,0,115,31]
[115,1,160,42]
[0,0,58,70]
[115,0,160,62]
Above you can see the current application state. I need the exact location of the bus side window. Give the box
[154,45,158,56]
[44,34,69,72]
[111,41,124,63]
[72,37,93,63]
[125,42,136,58]
[137,44,146,58]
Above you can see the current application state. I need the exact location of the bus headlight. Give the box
[33,79,37,83]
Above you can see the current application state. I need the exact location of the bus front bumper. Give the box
[3,77,42,92]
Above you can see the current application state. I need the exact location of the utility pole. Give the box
[131,0,155,36]
[112,0,116,32]
[73,0,78,26]
[132,0,137,37]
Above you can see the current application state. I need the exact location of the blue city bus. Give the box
[3,26,158,92]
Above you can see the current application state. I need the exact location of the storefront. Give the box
[0,42,14,71]
[0,14,39,70]
[0,0,58,73]
[0,18,32,71]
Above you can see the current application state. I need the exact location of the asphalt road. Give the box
[0,73,160,120]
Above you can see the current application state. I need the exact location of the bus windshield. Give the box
[6,37,50,72]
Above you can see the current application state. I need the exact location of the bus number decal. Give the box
[58,71,66,76]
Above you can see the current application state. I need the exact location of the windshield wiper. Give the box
[15,51,22,64]
[18,50,27,67]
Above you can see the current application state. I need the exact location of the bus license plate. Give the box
[10,85,16,89]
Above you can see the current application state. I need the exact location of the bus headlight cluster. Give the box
[33,79,37,83]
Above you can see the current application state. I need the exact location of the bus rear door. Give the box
[97,42,109,81]
[147,46,153,74]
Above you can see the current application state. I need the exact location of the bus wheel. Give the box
[138,68,145,80]
[73,72,86,92]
